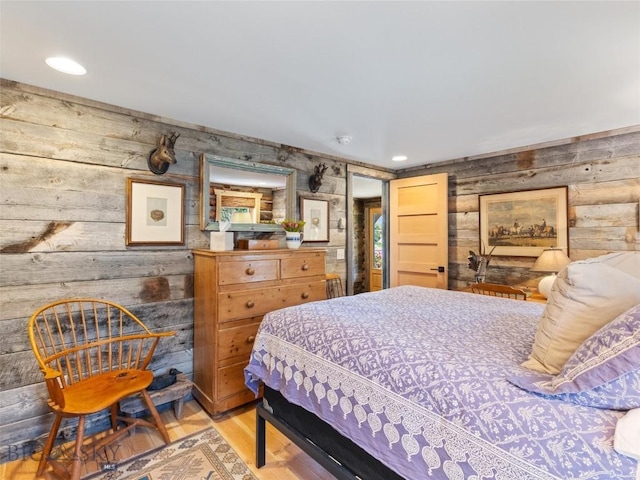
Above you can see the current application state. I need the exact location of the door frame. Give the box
[346,165,395,296]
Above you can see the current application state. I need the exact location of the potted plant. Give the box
[281,219,306,249]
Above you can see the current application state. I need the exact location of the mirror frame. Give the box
[199,154,297,232]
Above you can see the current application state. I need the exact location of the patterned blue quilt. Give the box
[245,286,638,479]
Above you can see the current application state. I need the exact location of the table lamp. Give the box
[531,248,571,298]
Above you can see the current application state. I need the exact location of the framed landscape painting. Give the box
[479,186,568,257]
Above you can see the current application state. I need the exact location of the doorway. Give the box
[346,171,391,295]
[352,181,382,294]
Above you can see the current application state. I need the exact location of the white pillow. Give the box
[522,252,640,374]
[590,251,640,279]
[614,408,640,460]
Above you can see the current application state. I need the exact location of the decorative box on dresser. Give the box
[192,248,326,416]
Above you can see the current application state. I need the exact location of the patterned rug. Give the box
[86,428,258,480]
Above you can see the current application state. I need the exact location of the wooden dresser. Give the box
[192,248,326,416]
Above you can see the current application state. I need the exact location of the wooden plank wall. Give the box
[1,78,638,458]
[396,130,640,289]
[0,79,365,458]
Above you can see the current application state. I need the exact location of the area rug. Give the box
[86,427,258,480]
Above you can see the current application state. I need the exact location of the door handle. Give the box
[430,266,445,273]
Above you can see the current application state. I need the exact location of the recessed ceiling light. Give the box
[392,155,408,162]
[45,57,87,75]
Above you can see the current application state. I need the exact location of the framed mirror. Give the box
[199,154,297,232]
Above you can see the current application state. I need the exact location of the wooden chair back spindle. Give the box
[325,273,345,299]
[30,300,161,392]
[469,283,527,300]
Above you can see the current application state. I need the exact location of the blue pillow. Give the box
[510,303,640,410]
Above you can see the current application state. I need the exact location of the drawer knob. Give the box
[301,292,310,299]
[301,264,310,271]
[246,300,255,308]
[246,267,255,275]
[246,335,256,344]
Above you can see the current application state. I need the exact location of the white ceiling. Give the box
[1,1,639,170]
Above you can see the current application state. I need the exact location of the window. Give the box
[373,212,383,270]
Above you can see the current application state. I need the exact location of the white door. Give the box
[389,173,448,289]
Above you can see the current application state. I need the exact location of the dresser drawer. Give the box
[280,281,326,308]
[281,255,325,279]
[218,282,325,322]
[218,259,278,285]
[218,287,287,322]
[217,361,252,400]
[218,322,260,362]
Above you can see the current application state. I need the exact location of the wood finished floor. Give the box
[2,400,335,480]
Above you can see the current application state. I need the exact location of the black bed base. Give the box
[256,387,404,480]
[256,402,360,480]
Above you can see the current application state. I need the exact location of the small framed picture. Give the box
[301,197,329,242]
[126,178,185,246]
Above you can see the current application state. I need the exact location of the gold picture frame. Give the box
[479,186,568,257]
[126,178,185,246]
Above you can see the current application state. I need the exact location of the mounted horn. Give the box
[148,132,180,175]
[309,163,328,193]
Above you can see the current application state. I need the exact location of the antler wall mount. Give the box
[148,132,180,175]
[309,163,328,193]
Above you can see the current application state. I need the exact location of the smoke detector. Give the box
[336,135,352,145]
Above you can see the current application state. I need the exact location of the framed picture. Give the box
[301,197,329,242]
[126,178,185,246]
[479,186,568,257]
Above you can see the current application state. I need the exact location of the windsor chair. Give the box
[28,298,175,480]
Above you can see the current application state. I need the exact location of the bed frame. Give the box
[256,387,403,480]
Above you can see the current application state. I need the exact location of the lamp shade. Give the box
[531,248,571,273]
[531,248,571,299]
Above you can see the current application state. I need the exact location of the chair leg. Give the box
[69,416,86,480]
[36,415,62,476]
[140,390,170,444]
[110,402,119,432]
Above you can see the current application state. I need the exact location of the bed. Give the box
[244,285,639,480]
